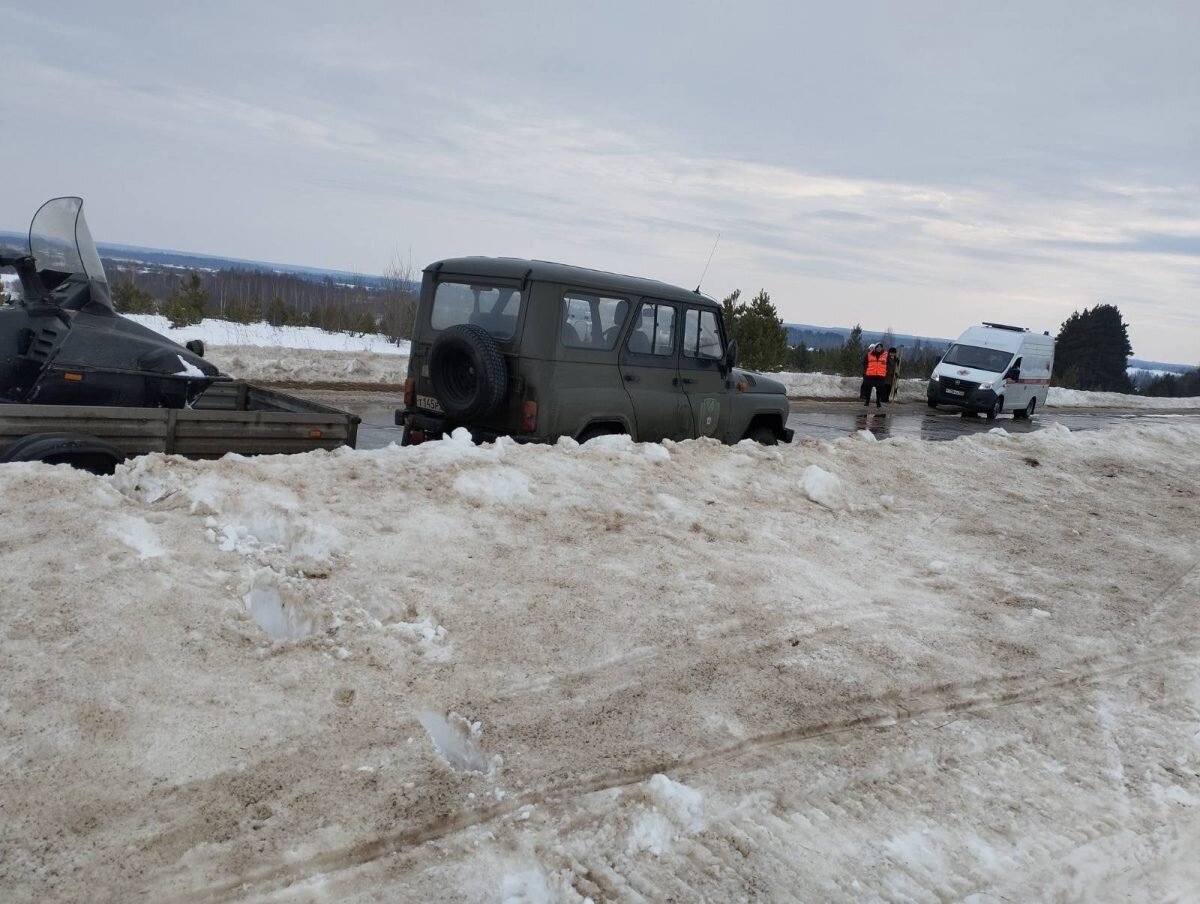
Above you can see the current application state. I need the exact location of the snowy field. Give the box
[2,423,1198,901]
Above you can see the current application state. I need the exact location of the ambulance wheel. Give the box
[985,397,1003,420]
[926,399,938,409]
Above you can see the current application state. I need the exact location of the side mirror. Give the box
[1006,366,1020,381]
[725,339,738,370]
[185,339,206,358]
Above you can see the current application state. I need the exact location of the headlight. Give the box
[930,374,940,383]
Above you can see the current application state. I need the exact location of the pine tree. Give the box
[112,281,156,314]
[841,324,864,375]
[720,289,787,371]
[163,272,209,327]
[1053,304,1134,392]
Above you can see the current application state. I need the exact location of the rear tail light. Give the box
[404,377,416,409]
[521,400,538,433]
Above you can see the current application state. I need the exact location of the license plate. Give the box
[416,394,444,413]
[946,388,964,396]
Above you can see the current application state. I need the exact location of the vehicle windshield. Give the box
[942,343,1013,374]
[28,197,108,288]
[431,281,522,339]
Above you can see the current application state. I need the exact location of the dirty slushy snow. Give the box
[2,422,1199,902]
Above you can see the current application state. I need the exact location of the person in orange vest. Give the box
[862,343,890,408]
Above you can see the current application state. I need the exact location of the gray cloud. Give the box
[1,0,1197,361]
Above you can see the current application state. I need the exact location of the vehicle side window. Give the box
[682,308,724,360]
[560,292,630,349]
[626,302,675,356]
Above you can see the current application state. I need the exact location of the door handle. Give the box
[624,374,639,383]
[680,377,698,385]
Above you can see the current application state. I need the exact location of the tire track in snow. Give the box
[166,636,1198,903]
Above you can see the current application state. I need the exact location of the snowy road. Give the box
[2,420,1198,902]
[286,390,1200,450]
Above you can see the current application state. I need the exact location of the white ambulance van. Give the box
[927,323,1055,419]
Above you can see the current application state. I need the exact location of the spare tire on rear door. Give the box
[428,323,508,421]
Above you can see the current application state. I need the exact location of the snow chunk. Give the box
[646,773,705,830]
[453,467,533,503]
[243,577,315,640]
[418,711,500,775]
[644,443,670,462]
[110,514,166,559]
[581,434,634,453]
[855,429,878,443]
[175,355,205,377]
[500,870,553,904]
[388,618,452,661]
[626,810,676,856]
[627,774,706,856]
[799,465,845,510]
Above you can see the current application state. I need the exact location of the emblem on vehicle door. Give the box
[700,397,720,436]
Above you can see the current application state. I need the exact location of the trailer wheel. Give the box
[0,432,123,475]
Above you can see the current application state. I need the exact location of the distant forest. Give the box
[103,259,417,340]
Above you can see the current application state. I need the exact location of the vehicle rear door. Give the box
[618,299,691,441]
[678,304,731,439]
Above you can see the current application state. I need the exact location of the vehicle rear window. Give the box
[431,282,523,339]
[561,293,630,349]
[942,343,1013,374]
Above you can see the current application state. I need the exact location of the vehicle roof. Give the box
[425,257,721,309]
[956,323,1053,352]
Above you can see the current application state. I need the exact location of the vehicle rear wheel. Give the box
[985,397,1003,420]
[428,324,508,421]
[1025,398,1036,419]
[577,424,624,444]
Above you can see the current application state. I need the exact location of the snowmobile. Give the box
[0,197,227,408]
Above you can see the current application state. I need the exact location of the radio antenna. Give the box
[695,232,721,293]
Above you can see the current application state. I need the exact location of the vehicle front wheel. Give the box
[927,399,938,409]
[985,396,1003,420]
[746,426,778,445]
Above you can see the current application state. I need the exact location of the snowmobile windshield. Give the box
[28,197,111,308]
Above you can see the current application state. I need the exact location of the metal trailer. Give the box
[0,383,360,472]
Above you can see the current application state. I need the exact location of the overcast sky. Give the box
[3,0,1197,361]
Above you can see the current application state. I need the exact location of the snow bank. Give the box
[1047,386,1200,408]
[207,344,410,385]
[126,314,410,354]
[4,421,1200,902]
